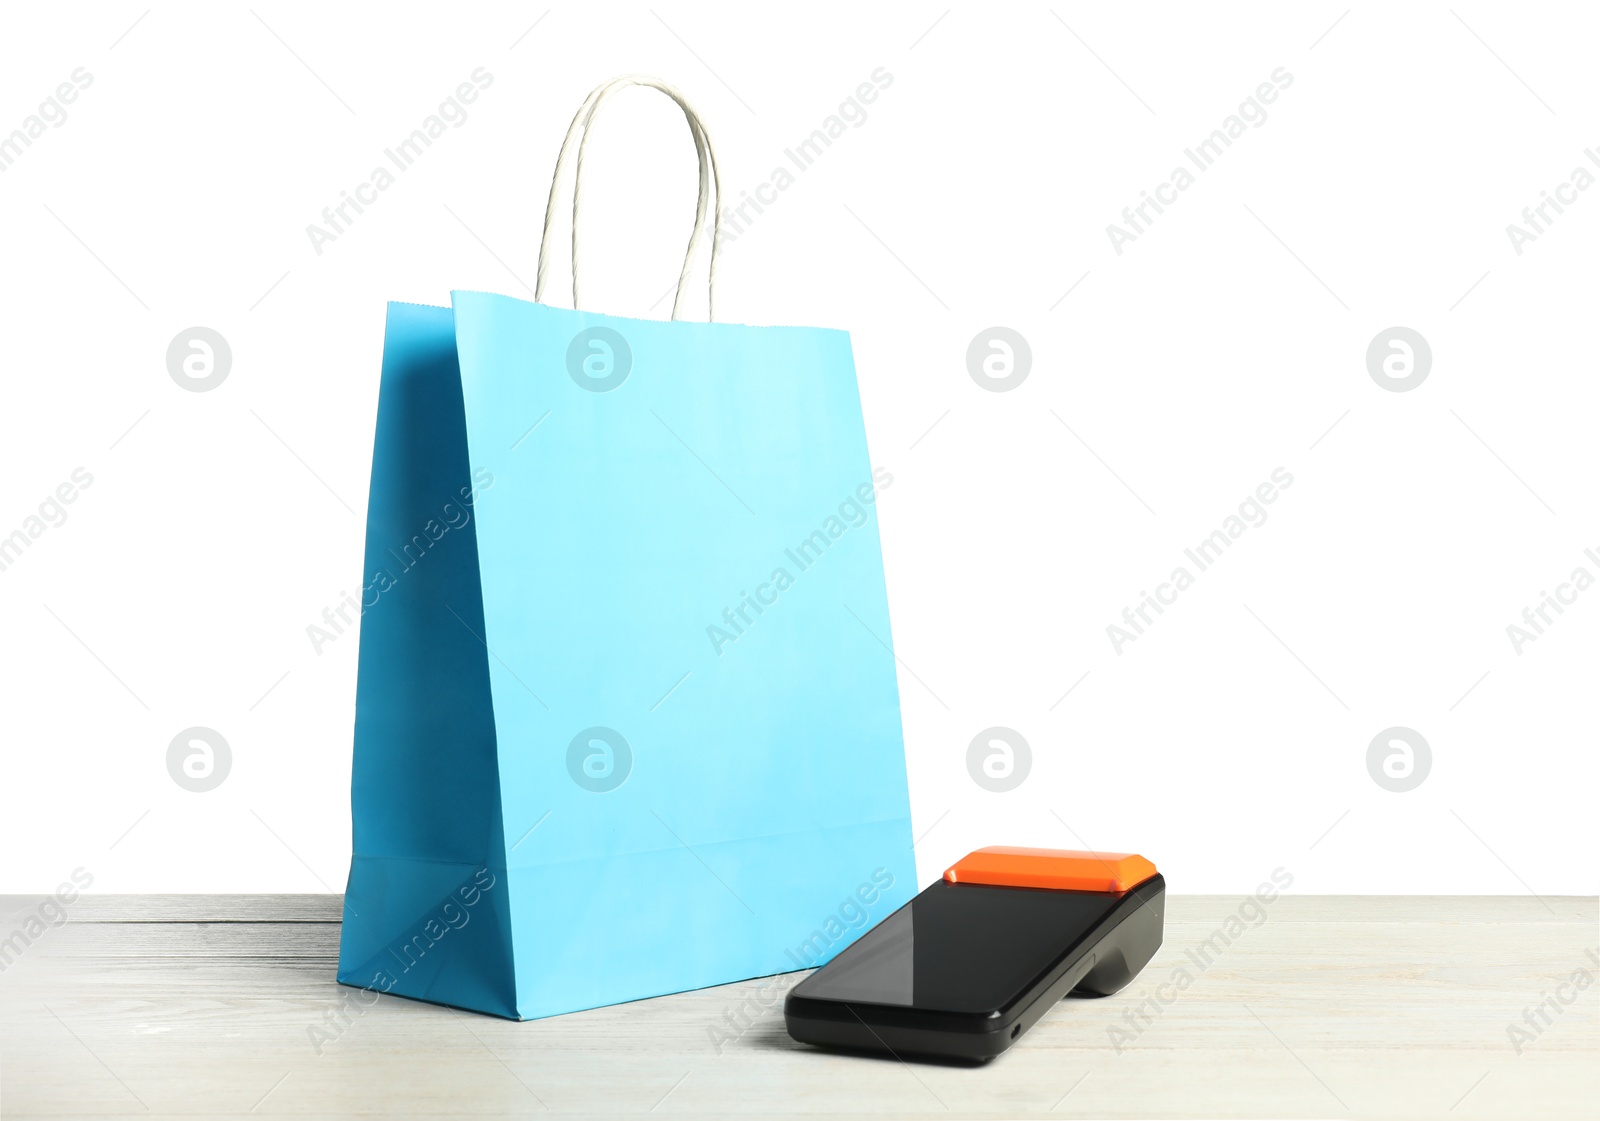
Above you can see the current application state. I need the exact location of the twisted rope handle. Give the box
[534,75,723,321]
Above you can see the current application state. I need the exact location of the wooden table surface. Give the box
[0,894,1592,1119]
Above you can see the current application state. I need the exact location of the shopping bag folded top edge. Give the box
[380,292,852,340]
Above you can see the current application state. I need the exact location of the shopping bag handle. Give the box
[534,75,723,321]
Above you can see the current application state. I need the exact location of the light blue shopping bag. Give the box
[337,77,916,1019]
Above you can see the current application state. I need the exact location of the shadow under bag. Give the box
[337,76,916,1019]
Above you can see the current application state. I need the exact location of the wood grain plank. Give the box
[0,894,344,924]
[0,895,1592,1119]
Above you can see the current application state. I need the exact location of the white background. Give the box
[0,2,1594,896]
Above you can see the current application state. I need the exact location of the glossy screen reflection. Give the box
[792,880,1118,1014]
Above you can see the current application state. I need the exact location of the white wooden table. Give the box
[0,894,1593,1119]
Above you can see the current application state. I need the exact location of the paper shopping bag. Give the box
[337,76,917,1020]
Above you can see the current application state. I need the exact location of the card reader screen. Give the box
[792,880,1120,1014]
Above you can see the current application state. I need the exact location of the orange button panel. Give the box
[943,846,1158,893]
